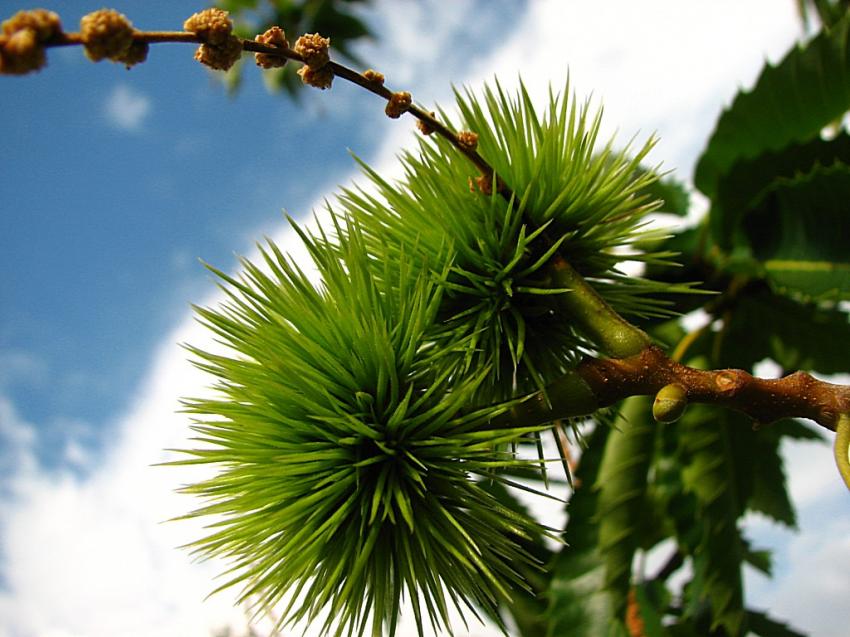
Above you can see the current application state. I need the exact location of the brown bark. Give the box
[578,345,850,432]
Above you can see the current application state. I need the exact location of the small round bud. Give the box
[385,91,411,119]
[2,9,62,41]
[0,28,45,75]
[294,32,330,69]
[254,26,288,69]
[0,8,62,75]
[416,112,436,136]
[652,383,688,423]
[184,8,232,45]
[116,40,148,69]
[194,35,242,71]
[362,69,384,85]
[474,174,493,196]
[80,9,134,62]
[457,131,479,151]
[297,63,333,89]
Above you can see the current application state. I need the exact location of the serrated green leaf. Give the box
[741,163,850,300]
[680,407,747,635]
[719,287,850,374]
[595,397,656,617]
[712,133,850,248]
[547,425,628,637]
[743,541,773,577]
[746,608,808,637]
[695,16,850,197]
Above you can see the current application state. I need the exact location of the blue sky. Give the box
[1,1,849,636]
[1,0,490,469]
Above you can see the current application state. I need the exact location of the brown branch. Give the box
[44,29,504,194]
[503,345,850,432]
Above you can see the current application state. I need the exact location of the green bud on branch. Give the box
[652,383,688,423]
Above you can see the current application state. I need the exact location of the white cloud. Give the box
[0,337,247,637]
[0,397,38,497]
[3,1,848,636]
[745,503,850,637]
[103,84,152,132]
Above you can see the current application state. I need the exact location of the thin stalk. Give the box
[546,255,651,358]
[44,26,643,355]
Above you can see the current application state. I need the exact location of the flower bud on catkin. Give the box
[297,64,333,89]
[2,9,62,40]
[0,29,44,75]
[385,91,411,119]
[184,8,232,45]
[652,383,688,423]
[116,40,148,69]
[474,174,493,196]
[254,26,288,69]
[457,131,479,150]
[362,68,384,84]
[80,9,134,62]
[416,112,436,136]
[0,9,62,75]
[194,36,242,71]
[184,8,241,71]
[294,33,329,69]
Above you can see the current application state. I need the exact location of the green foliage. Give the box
[178,8,850,636]
[595,398,655,616]
[177,221,553,636]
[796,0,850,29]
[740,163,850,300]
[720,287,850,374]
[695,14,850,198]
[710,133,850,249]
[679,408,746,635]
[546,425,628,637]
[747,609,808,637]
[337,81,683,401]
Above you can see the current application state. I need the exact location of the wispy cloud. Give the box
[0,334,252,637]
[103,84,151,132]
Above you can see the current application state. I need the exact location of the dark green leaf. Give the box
[695,16,850,197]
[719,287,850,374]
[744,430,798,528]
[595,397,656,617]
[634,583,668,637]
[679,407,747,635]
[547,425,628,637]
[722,409,799,529]
[712,133,850,249]
[217,0,260,10]
[743,540,773,577]
[771,418,824,441]
[746,608,808,637]
[741,163,850,300]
